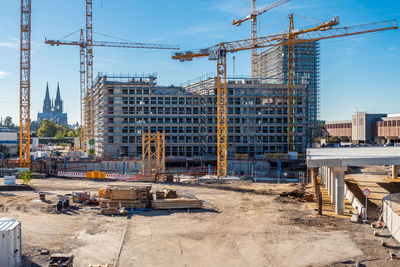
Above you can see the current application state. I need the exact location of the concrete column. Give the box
[334,167,347,215]
[326,167,331,195]
[330,168,335,204]
[392,165,398,179]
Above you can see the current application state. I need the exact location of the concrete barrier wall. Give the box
[58,160,142,173]
[344,182,365,216]
[383,193,400,243]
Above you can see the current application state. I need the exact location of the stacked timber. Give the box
[100,184,152,215]
[152,198,203,210]
[155,189,178,200]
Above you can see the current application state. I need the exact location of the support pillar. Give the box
[392,165,398,179]
[334,167,347,215]
[330,167,335,204]
[326,167,331,194]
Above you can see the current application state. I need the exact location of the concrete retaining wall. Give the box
[383,193,400,243]
[344,181,365,216]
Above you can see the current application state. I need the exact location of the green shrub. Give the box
[19,170,34,184]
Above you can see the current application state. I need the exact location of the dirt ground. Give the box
[0,177,399,267]
[346,165,400,219]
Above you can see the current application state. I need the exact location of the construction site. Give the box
[1,0,400,266]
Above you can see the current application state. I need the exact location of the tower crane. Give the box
[45,0,179,154]
[173,17,397,177]
[232,0,290,78]
[18,0,32,166]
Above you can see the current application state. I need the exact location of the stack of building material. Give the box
[100,184,152,214]
[155,189,177,200]
[151,198,203,210]
[48,254,73,267]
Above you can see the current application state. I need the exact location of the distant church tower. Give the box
[37,82,68,126]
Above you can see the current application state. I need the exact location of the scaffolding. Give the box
[142,131,165,175]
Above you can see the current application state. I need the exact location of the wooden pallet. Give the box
[152,198,203,210]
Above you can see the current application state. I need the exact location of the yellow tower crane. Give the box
[172,17,397,177]
[232,0,290,78]
[17,0,31,167]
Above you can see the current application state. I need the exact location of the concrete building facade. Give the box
[92,74,309,159]
[325,120,352,141]
[377,114,400,144]
[351,113,386,143]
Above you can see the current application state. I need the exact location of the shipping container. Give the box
[0,218,22,267]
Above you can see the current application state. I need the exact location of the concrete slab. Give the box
[307,147,400,167]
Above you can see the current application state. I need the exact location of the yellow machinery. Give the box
[172,17,397,176]
[232,0,290,78]
[142,131,166,176]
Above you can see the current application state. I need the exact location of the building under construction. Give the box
[258,41,320,145]
[92,73,309,162]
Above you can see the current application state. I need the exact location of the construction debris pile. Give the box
[99,184,202,215]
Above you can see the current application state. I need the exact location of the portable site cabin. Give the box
[0,218,22,267]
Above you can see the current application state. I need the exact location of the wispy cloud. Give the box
[0,71,10,79]
[205,0,249,17]
[181,25,226,36]
[0,37,19,49]
[0,42,16,48]
[388,45,398,51]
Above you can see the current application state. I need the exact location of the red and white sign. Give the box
[363,188,371,197]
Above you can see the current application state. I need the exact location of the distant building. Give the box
[37,83,68,126]
[0,127,18,155]
[325,112,400,144]
[377,114,400,144]
[351,112,386,143]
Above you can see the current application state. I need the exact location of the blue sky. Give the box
[0,0,399,124]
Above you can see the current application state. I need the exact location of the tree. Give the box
[37,120,58,137]
[67,130,75,137]
[3,116,12,128]
[74,127,81,138]
[0,116,18,130]
[312,122,325,143]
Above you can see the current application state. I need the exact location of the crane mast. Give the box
[19,0,31,166]
[86,0,94,153]
[233,0,290,78]
[250,0,257,78]
[79,29,86,151]
[287,13,295,152]
[216,48,228,177]
[173,18,397,177]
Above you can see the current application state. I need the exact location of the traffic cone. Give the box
[378,215,384,227]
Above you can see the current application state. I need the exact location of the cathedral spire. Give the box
[43,82,52,113]
[54,82,63,113]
